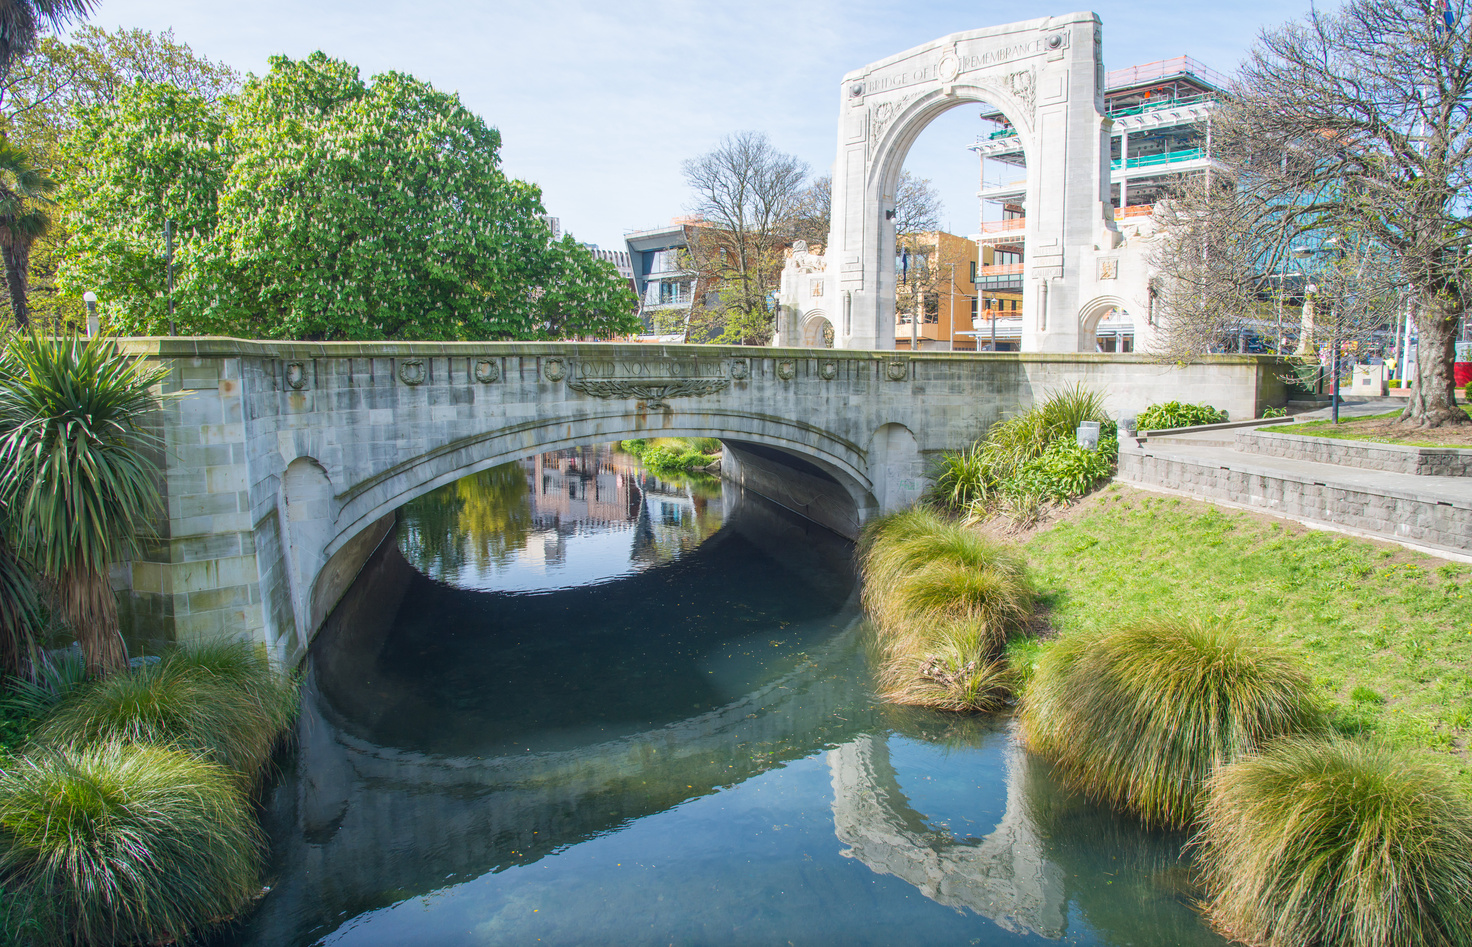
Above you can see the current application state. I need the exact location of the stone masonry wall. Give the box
[1118,444,1472,553]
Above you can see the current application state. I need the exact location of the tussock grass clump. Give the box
[0,741,263,947]
[1197,738,1472,947]
[1019,618,1322,827]
[37,641,297,782]
[860,507,1033,711]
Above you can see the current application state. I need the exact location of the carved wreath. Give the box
[819,360,838,381]
[565,377,730,410]
[398,359,426,386]
[284,361,307,390]
[886,360,909,382]
[543,358,567,382]
[777,359,797,380]
[474,359,500,383]
[730,359,750,380]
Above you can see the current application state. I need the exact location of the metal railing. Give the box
[1111,148,1205,170]
[1106,91,1219,118]
[1105,56,1231,92]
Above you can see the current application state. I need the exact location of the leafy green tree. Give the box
[0,332,165,675]
[56,83,230,334]
[59,53,636,340]
[171,52,635,341]
[0,26,237,330]
[0,141,56,328]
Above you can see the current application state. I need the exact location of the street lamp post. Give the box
[83,291,98,338]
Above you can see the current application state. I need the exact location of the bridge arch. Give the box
[320,411,878,567]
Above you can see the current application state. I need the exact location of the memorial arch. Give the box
[823,13,1119,353]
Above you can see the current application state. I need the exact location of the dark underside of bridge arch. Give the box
[719,440,862,539]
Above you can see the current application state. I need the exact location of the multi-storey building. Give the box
[965,55,1226,352]
[623,220,706,342]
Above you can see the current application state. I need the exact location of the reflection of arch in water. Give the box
[828,733,1066,937]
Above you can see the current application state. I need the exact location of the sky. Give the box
[74,0,1318,249]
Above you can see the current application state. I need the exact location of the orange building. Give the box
[894,231,981,351]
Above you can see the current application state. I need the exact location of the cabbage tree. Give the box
[0,332,164,675]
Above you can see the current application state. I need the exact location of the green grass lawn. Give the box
[1023,486,1472,782]
[1291,407,1472,448]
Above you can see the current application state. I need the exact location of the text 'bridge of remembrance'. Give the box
[121,338,1285,666]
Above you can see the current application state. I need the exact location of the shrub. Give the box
[1018,617,1322,828]
[1137,401,1228,430]
[0,741,263,947]
[930,384,1114,512]
[860,508,1032,711]
[1260,406,1288,419]
[37,641,297,783]
[931,442,991,509]
[1464,380,1471,403]
[1006,439,1114,503]
[1388,379,1402,388]
[1197,737,1472,947]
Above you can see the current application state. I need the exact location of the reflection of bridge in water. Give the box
[830,734,1066,938]
[240,486,1208,946]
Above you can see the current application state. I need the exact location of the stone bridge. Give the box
[119,337,1287,664]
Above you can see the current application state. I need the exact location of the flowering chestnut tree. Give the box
[60,52,637,341]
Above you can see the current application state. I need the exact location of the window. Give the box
[969,260,977,282]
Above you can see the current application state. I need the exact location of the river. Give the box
[222,444,1226,947]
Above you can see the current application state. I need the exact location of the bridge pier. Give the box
[115,339,1287,665]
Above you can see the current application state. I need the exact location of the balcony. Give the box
[1106,91,1218,119]
[977,263,1024,277]
[1114,204,1156,219]
[1111,148,1204,171]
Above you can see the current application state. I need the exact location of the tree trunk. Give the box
[1399,292,1468,428]
[61,565,128,676]
[1,242,28,330]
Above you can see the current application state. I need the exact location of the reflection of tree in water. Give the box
[398,464,533,576]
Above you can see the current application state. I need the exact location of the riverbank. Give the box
[1020,485,1472,782]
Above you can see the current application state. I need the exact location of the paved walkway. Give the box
[1120,418,1472,562]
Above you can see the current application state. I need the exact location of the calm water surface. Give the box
[229,445,1226,947]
